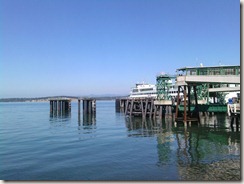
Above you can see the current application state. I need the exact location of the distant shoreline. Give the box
[0,96,128,102]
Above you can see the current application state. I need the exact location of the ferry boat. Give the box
[129,83,157,98]
[129,82,183,99]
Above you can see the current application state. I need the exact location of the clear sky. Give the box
[0,0,240,98]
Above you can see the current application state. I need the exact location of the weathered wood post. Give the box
[193,85,200,123]
[115,99,120,112]
[141,99,145,118]
[187,85,191,117]
[144,98,149,118]
[149,99,153,118]
[58,100,61,112]
[125,99,129,115]
[183,85,187,125]
[159,106,163,119]
[83,98,96,115]
[130,99,134,116]
[50,100,53,112]
[78,99,81,113]
[175,86,181,120]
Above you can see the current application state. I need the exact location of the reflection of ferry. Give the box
[129,83,157,98]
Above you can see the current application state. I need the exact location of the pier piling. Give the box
[49,98,71,116]
[82,98,96,115]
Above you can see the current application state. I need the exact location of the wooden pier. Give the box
[174,84,200,124]
[116,98,173,119]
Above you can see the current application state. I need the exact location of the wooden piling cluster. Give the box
[115,98,127,112]
[175,84,200,124]
[127,98,155,118]
[78,98,96,114]
[49,98,71,113]
[116,98,174,119]
[230,112,240,131]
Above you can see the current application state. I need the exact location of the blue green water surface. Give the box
[0,101,240,180]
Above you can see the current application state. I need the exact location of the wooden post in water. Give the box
[115,99,120,112]
[159,106,163,119]
[50,100,53,112]
[153,105,157,119]
[57,101,60,112]
[149,100,153,118]
[49,98,71,116]
[130,99,134,116]
[193,85,200,123]
[175,86,181,120]
[78,99,80,112]
[183,85,187,124]
[83,99,96,115]
[187,85,191,117]
[141,99,145,118]
[125,99,129,115]
[145,99,148,118]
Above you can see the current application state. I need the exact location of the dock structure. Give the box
[49,98,71,113]
[124,98,156,118]
[78,98,96,115]
[174,84,200,124]
[227,103,240,131]
[115,98,127,112]
[116,98,172,119]
[173,65,240,125]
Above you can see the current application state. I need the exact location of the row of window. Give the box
[185,68,240,76]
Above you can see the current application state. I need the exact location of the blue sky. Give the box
[0,0,240,98]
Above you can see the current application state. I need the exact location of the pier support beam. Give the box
[175,86,181,120]
[124,98,158,118]
[83,99,96,115]
[49,98,71,117]
[183,85,187,123]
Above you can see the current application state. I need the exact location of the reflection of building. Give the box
[154,115,240,180]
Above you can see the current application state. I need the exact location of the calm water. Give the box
[0,101,240,180]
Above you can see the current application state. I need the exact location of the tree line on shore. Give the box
[0,95,128,102]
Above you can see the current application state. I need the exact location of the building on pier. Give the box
[175,65,240,104]
[173,64,240,123]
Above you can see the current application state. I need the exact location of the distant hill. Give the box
[0,95,128,102]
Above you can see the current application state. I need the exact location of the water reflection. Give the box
[125,116,163,137]
[77,112,96,141]
[125,114,240,180]
[172,125,240,180]
[49,109,71,121]
[49,110,71,132]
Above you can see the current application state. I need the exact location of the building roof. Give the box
[176,65,240,72]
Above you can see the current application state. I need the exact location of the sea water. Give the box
[0,101,240,180]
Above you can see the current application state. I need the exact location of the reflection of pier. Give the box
[50,109,71,119]
[154,115,240,180]
[77,99,96,141]
[78,113,96,126]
